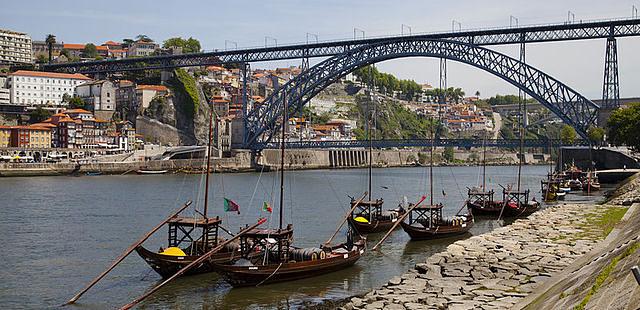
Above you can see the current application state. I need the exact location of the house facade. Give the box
[7,70,91,106]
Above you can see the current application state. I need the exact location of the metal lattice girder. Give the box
[43,18,640,74]
[602,37,620,109]
[246,39,599,147]
[253,139,588,150]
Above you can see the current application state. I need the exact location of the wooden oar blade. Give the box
[65,200,193,305]
[119,217,267,310]
[372,195,426,251]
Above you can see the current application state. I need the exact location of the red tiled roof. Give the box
[65,108,92,114]
[103,40,121,46]
[10,70,91,80]
[136,85,168,91]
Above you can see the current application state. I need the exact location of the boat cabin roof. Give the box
[243,226,294,239]
[412,204,444,210]
[352,199,384,206]
[167,216,221,227]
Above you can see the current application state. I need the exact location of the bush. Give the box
[444,146,455,162]
[173,68,200,117]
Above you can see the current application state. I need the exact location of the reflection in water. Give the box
[0,165,609,309]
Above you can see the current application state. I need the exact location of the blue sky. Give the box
[2,0,640,98]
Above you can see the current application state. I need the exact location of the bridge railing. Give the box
[251,139,591,150]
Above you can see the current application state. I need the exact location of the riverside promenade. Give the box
[342,177,639,310]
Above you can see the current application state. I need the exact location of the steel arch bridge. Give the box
[245,38,600,148]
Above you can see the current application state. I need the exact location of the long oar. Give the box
[324,192,368,245]
[66,200,193,305]
[120,217,267,310]
[372,195,427,251]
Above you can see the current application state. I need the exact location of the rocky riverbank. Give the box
[339,202,629,310]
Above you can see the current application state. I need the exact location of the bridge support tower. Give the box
[599,35,620,126]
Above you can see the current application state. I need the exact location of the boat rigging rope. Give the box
[248,163,265,217]
[255,262,284,287]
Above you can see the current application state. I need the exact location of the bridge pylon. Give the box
[599,35,620,126]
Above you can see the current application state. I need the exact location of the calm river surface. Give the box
[0,165,606,309]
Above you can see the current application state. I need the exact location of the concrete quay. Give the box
[342,197,635,309]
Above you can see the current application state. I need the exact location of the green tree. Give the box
[122,38,134,48]
[475,90,481,98]
[45,34,56,63]
[60,48,70,58]
[444,146,455,162]
[607,102,640,151]
[29,107,52,123]
[36,54,48,64]
[82,43,97,58]
[67,96,86,109]
[587,126,605,145]
[135,34,153,42]
[560,124,577,144]
[163,37,202,53]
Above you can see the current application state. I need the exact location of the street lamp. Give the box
[224,40,237,51]
[452,20,462,32]
[306,33,318,44]
[567,11,576,24]
[265,36,277,48]
[510,15,519,27]
[401,24,412,35]
[354,28,365,39]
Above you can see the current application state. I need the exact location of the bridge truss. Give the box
[247,39,600,147]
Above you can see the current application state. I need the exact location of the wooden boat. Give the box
[136,169,168,175]
[212,225,365,287]
[135,216,241,278]
[566,179,583,191]
[135,106,239,278]
[347,98,405,234]
[85,171,103,176]
[348,199,405,234]
[582,171,601,192]
[500,189,540,217]
[211,91,364,287]
[399,114,474,240]
[467,188,504,215]
[400,204,474,240]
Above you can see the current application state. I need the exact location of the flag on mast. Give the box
[263,201,273,213]
[224,198,240,214]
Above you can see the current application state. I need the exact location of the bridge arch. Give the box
[246,38,599,147]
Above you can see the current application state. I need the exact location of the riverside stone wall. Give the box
[344,203,623,310]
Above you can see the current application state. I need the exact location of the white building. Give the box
[0,29,33,64]
[7,70,91,106]
[128,40,159,57]
[75,80,116,112]
[0,74,9,105]
[136,85,168,110]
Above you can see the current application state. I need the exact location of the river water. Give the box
[0,165,606,309]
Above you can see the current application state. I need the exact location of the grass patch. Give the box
[575,207,628,240]
[574,242,639,310]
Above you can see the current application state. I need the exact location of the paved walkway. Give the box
[342,203,623,310]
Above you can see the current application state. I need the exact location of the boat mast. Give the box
[517,94,524,193]
[203,106,214,219]
[278,90,287,230]
[430,119,434,206]
[368,100,373,201]
[482,133,487,192]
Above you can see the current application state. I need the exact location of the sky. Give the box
[2,0,640,99]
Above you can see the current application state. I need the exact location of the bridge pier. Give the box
[599,36,620,126]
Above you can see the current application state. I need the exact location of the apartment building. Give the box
[0,29,33,64]
[7,70,91,106]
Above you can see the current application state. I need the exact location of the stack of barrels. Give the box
[288,247,326,262]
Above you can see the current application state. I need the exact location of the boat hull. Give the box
[347,211,405,234]
[466,201,503,215]
[213,246,364,287]
[400,218,474,240]
[136,246,241,279]
[501,203,540,217]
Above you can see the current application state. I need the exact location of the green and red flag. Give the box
[263,202,272,213]
[224,198,240,214]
